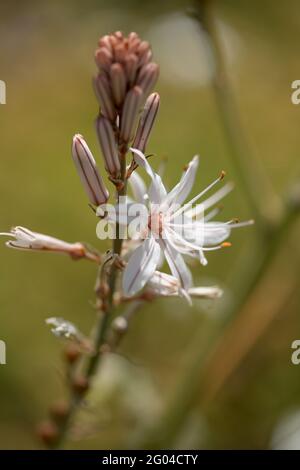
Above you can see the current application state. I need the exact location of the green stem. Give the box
[52,146,128,449]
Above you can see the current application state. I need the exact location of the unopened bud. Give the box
[72,134,109,206]
[72,375,89,395]
[112,316,128,333]
[137,41,151,65]
[98,35,112,51]
[120,86,143,143]
[110,63,127,107]
[64,343,81,364]
[133,92,160,152]
[124,54,138,85]
[95,115,120,176]
[95,47,113,71]
[137,63,159,97]
[37,421,58,447]
[93,74,116,122]
[114,43,126,62]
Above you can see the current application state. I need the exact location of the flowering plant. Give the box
[1,31,251,447]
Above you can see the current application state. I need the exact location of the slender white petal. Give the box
[203,222,231,245]
[162,155,199,209]
[159,237,192,290]
[188,286,223,299]
[128,170,147,204]
[130,148,167,204]
[123,235,161,296]
[147,270,180,295]
[171,172,225,220]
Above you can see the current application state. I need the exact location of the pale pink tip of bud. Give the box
[98,35,112,51]
[137,63,159,97]
[120,86,143,143]
[133,92,160,152]
[128,32,139,42]
[95,116,121,176]
[93,74,116,122]
[137,41,152,66]
[72,134,109,206]
[95,47,113,71]
[114,31,124,40]
[110,63,127,107]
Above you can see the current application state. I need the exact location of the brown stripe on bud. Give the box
[110,63,127,107]
[125,54,138,85]
[128,37,141,53]
[120,86,143,143]
[133,92,160,152]
[137,63,159,97]
[95,116,121,176]
[72,134,109,205]
[137,41,150,59]
[139,49,153,67]
[137,41,152,67]
[114,44,126,62]
[93,74,116,122]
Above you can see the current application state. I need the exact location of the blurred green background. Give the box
[0,0,300,449]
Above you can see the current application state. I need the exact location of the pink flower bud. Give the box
[110,63,127,107]
[124,54,138,85]
[95,116,121,176]
[93,74,116,122]
[120,86,143,143]
[133,93,160,152]
[137,63,159,98]
[72,134,109,205]
[95,47,113,71]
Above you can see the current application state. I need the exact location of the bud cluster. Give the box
[71,31,160,206]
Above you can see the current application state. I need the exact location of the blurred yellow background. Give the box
[0,0,300,449]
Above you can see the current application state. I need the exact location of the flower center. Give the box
[148,211,163,236]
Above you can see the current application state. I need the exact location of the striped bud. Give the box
[125,54,138,85]
[95,47,113,71]
[137,41,150,65]
[110,63,127,107]
[95,116,120,176]
[72,134,109,205]
[93,74,116,122]
[120,86,143,143]
[133,92,160,152]
[114,44,126,62]
[137,63,159,98]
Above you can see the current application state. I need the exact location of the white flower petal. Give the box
[128,170,148,204]
[162,155,199,209]
[123,235,161,296]
[203,222,231,246]
[188,286,223,299]
[159,237,192,289]
[130,148,167,204]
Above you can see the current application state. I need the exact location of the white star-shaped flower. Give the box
[121,149,253,298]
